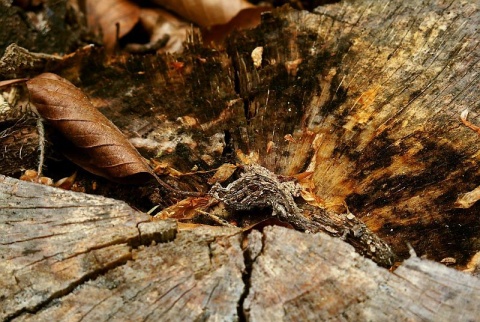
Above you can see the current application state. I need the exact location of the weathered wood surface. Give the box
[244,228,480,321]
[0,175,179,321]
[1,175,480,321]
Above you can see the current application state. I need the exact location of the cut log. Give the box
[0,175,177,321]
[1,176,480,321]
[244,226,480,321]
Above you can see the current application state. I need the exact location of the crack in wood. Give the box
[0,175,182,321]
[5,246,132,322]
[4,221,178,321]
[238,230,264,321]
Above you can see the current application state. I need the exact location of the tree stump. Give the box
[1,0,480,320]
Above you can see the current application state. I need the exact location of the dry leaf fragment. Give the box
[150,0,254,27]
[54,172,77,190]
[454,185,480,208]
[207,163,237,184]
[284,134,296,143]
[266,141,274,153]
[86,0,141,51]
[154,196,210,220]
[26,73,155,184]
[20,169,53,186]
[251,46,263,68]
[460,109,480,135]
[440,257,457,266]
[464,251,480,276]
[137,8,190,53]
[202,6,269,46]
[285,58,303,77]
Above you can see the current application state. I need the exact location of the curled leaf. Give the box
[460,109,480,135]
[26,73,154,183]
[54,172,77,190]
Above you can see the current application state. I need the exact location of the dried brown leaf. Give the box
[54,172,77,190]
[86,0,141,51]
[202,6,269,46]
[154,196,210,220]
[207,163,237,184]
[26,73,155,183]
[19,169,54,186]
[150,0,254,27]
[454,185,480,209]
[460,109,480,135]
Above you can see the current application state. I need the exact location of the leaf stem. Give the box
[151,172,204,198]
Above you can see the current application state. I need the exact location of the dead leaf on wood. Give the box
[455,185,480,209]
[135,8,190,53]
[150,0,254,27]
[19,169,54,186]
[292,171,326,207]
[19,169,77,189]
[207,163,237,184]
[236,149,259,165]
[154,196,211,220]
[54,172,78,190]
[151,160,184,177]
[86,0,141,51]
[202,6,270,46]
[26,73,156,184]
[460,109,480,135]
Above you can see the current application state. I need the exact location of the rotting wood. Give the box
[210,164,395,266]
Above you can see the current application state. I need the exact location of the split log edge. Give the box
[1,175,480,321]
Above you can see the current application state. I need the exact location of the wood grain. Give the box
[226,0,480,263]
[1,1,480,318]
[2,176,479,321]
[244,226,480,321]
[0,175,177,321]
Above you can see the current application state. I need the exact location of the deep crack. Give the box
[237,230,264,322]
